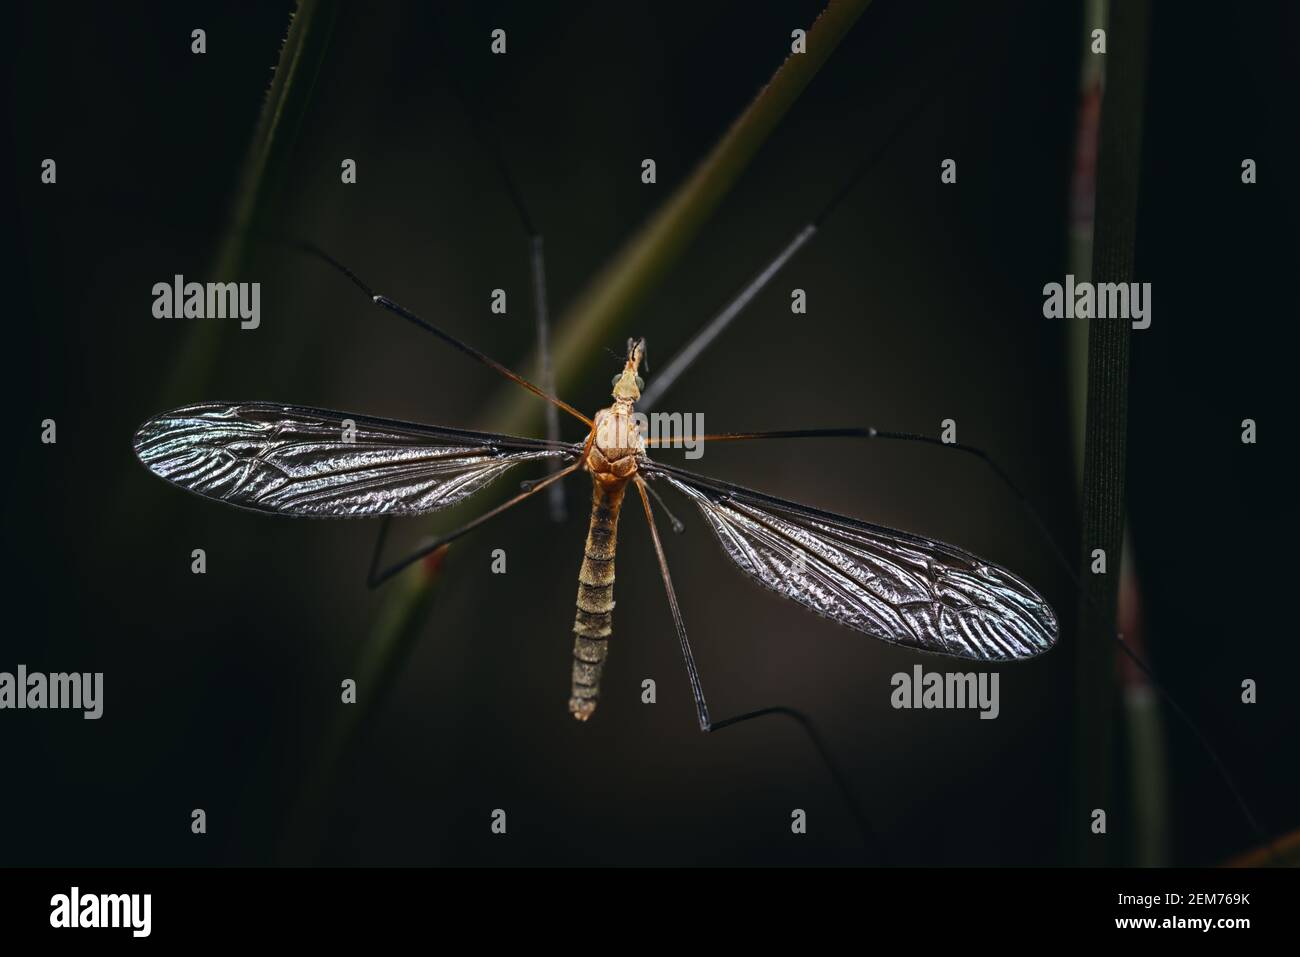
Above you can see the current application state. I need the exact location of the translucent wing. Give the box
[646,461,1057,660]
[133,401,580,518]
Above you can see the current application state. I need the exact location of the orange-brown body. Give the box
[569,341,646,720]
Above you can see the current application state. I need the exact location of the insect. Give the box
[132,281,1059,730]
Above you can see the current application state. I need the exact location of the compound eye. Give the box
[611,374,623,386]
[634,375,645,390]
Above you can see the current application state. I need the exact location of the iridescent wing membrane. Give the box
[133,401,580,518]
[644,461,1058,661]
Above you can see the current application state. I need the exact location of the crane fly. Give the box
[133,297,1059,729]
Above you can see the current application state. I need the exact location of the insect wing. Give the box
[650,464,1058,661]
[133,401,579,518]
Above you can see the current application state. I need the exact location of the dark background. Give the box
[5,0,1295,866]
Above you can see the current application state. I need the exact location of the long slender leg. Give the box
[459,97,568,520]
[366,516,397,587]
[707,705,888,863]
[367,459,582,588]
[529,235,567,522]
[275,238,592,429]
[634,479,708,729]
[634,478,886,861]
[640,477,685,532]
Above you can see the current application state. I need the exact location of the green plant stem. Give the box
[1073,0,1150,867]
[160,0,340,408]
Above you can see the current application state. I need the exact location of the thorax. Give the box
[586,403,643,486]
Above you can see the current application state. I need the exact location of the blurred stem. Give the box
[1124,682,1168,864]
[159,0,340,407]
[1072,0,1150,866]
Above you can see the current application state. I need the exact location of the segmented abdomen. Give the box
[570,481,626,720]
